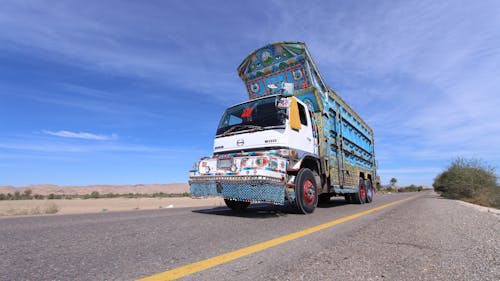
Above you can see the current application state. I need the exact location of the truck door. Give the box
[289,101,315,154]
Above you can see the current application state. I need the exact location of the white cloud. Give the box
[42,130,117,141]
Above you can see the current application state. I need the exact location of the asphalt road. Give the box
[1,191,498,281]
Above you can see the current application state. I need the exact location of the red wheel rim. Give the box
[303,179,315,205]
[359,181,366,200]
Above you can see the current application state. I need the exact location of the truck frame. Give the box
[189,41,377,213]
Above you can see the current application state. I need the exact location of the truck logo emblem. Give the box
[236,139,244,146]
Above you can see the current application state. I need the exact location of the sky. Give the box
[1,0,499,186]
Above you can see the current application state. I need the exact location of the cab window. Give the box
[298,103,308,126]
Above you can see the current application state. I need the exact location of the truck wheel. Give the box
[353,178,366,204]
[294,168,318,214]
[365,179,374,203]
[224,199,250,211]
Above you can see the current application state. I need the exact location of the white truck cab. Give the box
[189,94,320,212]
[213,95,317,156]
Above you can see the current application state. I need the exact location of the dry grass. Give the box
[0,183,189,196]
[0,197,224,216]
[0,202,59,216]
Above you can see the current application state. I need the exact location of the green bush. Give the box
[23,189,33,199]
[398,184,424,192]
[47,193,62,200]
[434,158,499,208]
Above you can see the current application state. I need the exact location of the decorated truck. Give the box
[189,42,377,214]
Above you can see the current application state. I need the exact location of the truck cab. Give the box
[214,95,316,157]
[189,94,320,212]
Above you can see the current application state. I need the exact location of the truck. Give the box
[189,41,377,214]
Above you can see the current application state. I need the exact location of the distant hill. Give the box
[0,183,189,195]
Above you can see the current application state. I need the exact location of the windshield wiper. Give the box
[220,124,264,136]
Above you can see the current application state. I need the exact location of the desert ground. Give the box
[0,183,224,216]
[0,183,191,195]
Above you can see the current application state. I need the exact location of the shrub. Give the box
[398,184,424,192]
[434,158,499,208]
[90,191,100,199]
[23,189,33,199]
[47,193,62,200]
[0,194,5,200]
[390,178,397,187]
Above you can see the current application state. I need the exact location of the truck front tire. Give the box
[294,168,318,214]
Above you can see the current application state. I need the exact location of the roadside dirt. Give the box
[0,183,190,195]
[0,197,225,216]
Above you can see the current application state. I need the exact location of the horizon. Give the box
[1,1,500,187]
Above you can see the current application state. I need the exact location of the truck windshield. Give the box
[216,96,286,136]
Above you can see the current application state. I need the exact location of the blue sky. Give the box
[1,0,499,186]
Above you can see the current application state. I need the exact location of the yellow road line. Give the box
[137,195,418,281]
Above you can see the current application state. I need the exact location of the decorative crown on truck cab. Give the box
[237,41,327,103]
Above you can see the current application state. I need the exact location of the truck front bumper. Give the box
[189,176,286,205]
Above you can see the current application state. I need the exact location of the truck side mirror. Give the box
[289,97,302,131]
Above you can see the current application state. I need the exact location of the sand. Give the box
[0,183,227,217]
[0,183,190,196]
[0,197,225,217]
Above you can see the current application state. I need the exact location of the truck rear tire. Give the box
[352,178,367,204]
[365,179,374,203]
[224,199,250,211]
[294,168,318,214]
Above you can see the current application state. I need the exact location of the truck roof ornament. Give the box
[238,41,327,101]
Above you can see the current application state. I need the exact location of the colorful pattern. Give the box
[190,180,286,205]
[238,42,305,79]
[246,43,376,189]
[239,42,376,189]
[245,65,309,100]
[189,151,289,204]
[238,42,309,100]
